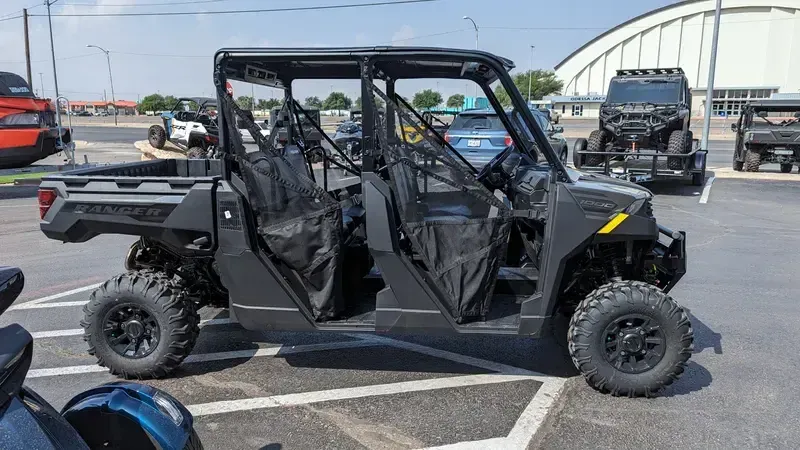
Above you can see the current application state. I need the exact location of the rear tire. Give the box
[148,125,167,149]
[732,152,744,171]
[573,138,588,168]
[585,130,608,166]
[780,163,792,173]
[82,270,199,379]
[666,129,691,170]
[568,280,693,397]
[744,148,761,172]
[187,147,207,159]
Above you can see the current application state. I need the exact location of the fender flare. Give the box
[61,381,194,450]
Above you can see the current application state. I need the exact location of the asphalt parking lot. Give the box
[2,134,800,449]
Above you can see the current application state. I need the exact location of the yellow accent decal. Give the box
[598,213,629,234]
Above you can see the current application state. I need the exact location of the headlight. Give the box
[0,112,40,126]
[624,197,650,215]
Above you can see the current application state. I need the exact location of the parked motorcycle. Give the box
[0,266,202,450]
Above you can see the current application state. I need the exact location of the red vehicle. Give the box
[0,71,72,169]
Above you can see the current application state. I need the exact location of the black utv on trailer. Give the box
[38,47,693,397]
[573,68,706,185]
[731,100,800,173]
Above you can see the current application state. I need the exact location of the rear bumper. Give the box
[0,128,72,169]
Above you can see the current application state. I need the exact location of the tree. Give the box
[446,94,465,108]
[163,95,179,110]
[412,89,443,110]
[137,93,165,114]
[322,92,352,110]
[354,95,384,109]
[493,70,563,107]
[236,95,254,110]
[257,98,282,110]
[304,96,322,108]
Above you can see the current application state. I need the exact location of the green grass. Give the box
[0,172,53,184]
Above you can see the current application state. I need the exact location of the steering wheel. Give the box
[476,145,517,184]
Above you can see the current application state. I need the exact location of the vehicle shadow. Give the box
[259,445,282,450]
[0,185,38,200]
[661,361,713,397]
[646,175,709,197]
[690,312,723,355]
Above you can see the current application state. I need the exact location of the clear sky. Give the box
[0,0,678,103]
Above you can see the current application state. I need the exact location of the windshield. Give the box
[606,78,682,104]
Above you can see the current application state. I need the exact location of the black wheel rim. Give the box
[602,314,665,374]
[103,303,160,359]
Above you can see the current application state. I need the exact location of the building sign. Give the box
[569,95,606,102]
[544,95,607,103]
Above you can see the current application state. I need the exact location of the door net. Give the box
[367,83,512,322]
[218,90,344,321]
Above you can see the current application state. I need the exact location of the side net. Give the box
[367,83,512,322]
[218,89,344,321]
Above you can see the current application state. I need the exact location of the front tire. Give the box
[666,129,692,170]
[568,280,693,397]
[148,125,167,149]
[780,163,792,173]
[81,270,200,379]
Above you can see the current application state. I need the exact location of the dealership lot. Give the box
[3,130,800,448]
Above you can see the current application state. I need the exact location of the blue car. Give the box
[445,108,568,168]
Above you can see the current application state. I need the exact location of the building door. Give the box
[572,104,583,117]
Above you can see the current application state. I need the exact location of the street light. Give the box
[86,44,117,126]
[528,45,535,104]
[462,16,479,100]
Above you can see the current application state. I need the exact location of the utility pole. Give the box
[46,0,63,146]
[39,72,45,99]
[87,44,117,125]
[528,45,535,104]
[23,9,32,86]
[701,0,722,151]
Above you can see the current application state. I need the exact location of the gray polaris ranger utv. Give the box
[732,100,800,173]
[574,68,705,185]
[38,47,693,397]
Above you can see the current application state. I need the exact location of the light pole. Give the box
[46,0,63,145]
[38,72,44,99]
[701,0,722,152]
[528,45,535,104]
[86,44,117,126]
[463,16,479,101]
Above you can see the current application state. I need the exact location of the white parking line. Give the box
[699,175,716,204]
[8,283,100,311]
[188,373,532,416]
[10,300,89,310]
[26,339,379,379]
[29,317,235,339]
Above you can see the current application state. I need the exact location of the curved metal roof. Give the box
[554,0,707,70]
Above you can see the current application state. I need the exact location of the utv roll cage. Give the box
[209,46,576,333]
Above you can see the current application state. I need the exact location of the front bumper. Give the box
[0,127,72,169]
[651,224,686,293]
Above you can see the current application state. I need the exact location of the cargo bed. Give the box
[39,159,222,253]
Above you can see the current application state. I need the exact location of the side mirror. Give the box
[553,126,564,133]
[0,267,24,317]
[730,123,738,132]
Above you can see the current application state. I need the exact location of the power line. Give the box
[29,0,437,17]
[0,1,42,20]
[0,14,22,22]
[385,28,469,44]
[59,0,236,6]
